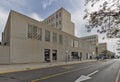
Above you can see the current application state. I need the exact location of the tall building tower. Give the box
[43,7,75,35]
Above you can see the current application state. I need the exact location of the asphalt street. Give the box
[0,59,120,82]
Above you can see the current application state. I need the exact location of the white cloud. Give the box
[71,0,97,37]
[42,0,56,9]
[0,0,27,9]
[0,7,9,41]
[30,13,43,21]
[0,0,27,41]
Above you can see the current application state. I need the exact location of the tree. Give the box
[100,50,115,59]
[84,0,120,38]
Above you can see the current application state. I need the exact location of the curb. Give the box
[0,60,96,74]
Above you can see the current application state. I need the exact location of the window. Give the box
[51,17,53,21]
[28,24,42,41]
[59,27,62,30]
[53,32,57,43]
[59,34,63,44]
[56,14,58,18]
[59,12,61,17]
[33,26,37,39]
[71,52,79,59]
[37,28,42,40]
[74,40,79,48]
[52,16,54,21]
[45,30,50,42]
[56,22,58,27]
[59,20,62,25]
[28,24,33,38]
[49,19,50,23]
[71,39,74,47]
[52,50,57,60]
[47,20,48,24]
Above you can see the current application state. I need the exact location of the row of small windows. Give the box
[85,36,97,41]
[28,24,63,44]
[45,12,62,26]
[28,24,42,40]
[84,36,97,43]
[45,20,62,27]
[28,24,79,47]
[71,39,79,48]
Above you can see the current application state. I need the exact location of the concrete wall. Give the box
[10,11,45,63]
[80,35,98,58]
[0,46,10,64]
[9,10,87,63]
[2,12,11,46]
[43,8,75,36]
[62,9,75,35]
[0,10,97,64]
[98,43,107,55]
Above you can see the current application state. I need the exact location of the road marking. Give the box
[115,68,120,82]
[75,70,99,82]
[87,70,99,77]
[0,66,52,75]
[0,61,96,75]
[62,66,73,69]
[31,64,95,82]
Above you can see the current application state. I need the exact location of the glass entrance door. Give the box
[52,50,57,60]
[44,49,50,62]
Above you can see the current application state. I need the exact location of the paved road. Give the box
[0,59,120,82]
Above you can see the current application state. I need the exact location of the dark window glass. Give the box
[45,30,50,42]
[59,34,63,44]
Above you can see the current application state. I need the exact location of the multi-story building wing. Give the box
[0,8,99,64]
[80,35,99,58]
[43,8,75,35]
[0,10,93,64]
[98,43,107,55]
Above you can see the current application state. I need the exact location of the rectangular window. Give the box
[71,52,79,59]
[74,40,79,48]
[59,20,62,25]
[28,24,42,41]
[56,22,58,27]
[56,14,58,18]
[28,24,33,38]
[59,12,61,17]
[33,26,37,39]
[71,39,74,47]
[45,30,50,42]
[48,19,50,23]
[53,32,57,43]
[59,34,63,44]
[37,28,42,40]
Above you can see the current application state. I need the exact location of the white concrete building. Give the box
[0,8,98,64]
[80,35,99,58]
[43,8,75,35]
[98,43,107,55]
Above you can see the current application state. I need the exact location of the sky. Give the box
[0,0,119,54]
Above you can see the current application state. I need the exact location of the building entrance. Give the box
[44,49,50,62]
[71,52,78,59]
[52,50,57,60]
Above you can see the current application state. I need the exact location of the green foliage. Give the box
[84,0,120,38]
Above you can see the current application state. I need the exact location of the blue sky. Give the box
[0,0,118,53]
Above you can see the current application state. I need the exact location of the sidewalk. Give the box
[0,60,96,74]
